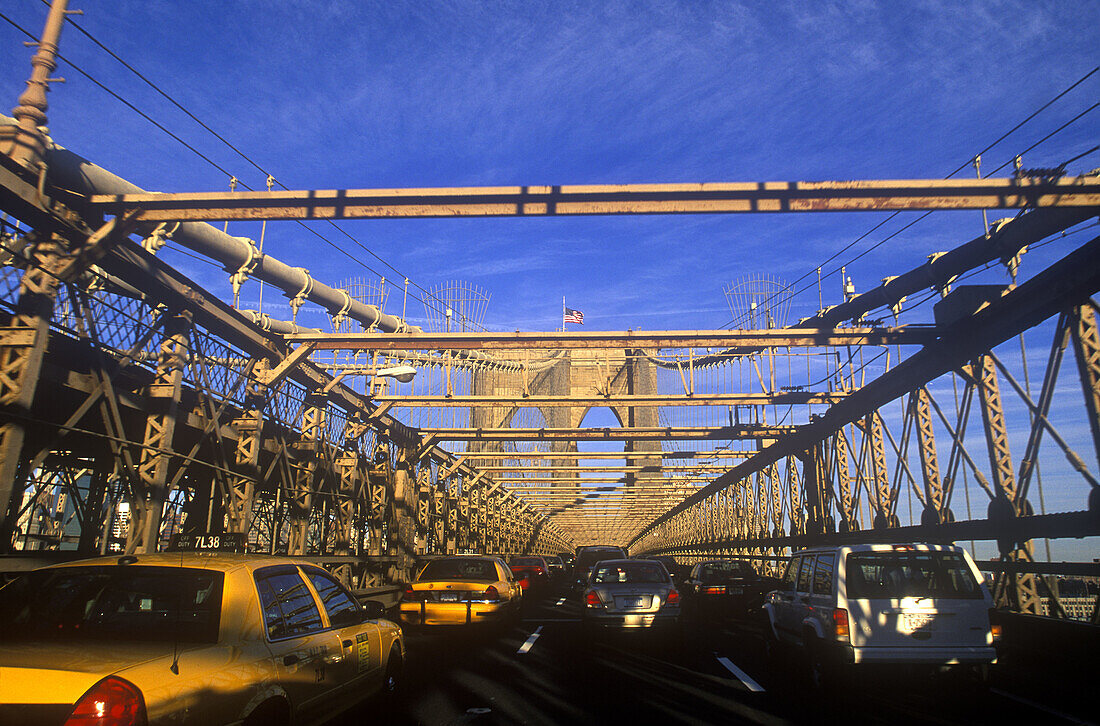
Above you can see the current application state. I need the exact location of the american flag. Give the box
[564,307,584,324]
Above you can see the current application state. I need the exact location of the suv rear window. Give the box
[576,547,627,570]
[0,566,223,643]
[846,551,982,599]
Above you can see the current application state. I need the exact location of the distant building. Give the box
[1042,596,1096,622]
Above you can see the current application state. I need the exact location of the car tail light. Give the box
[832,608,850,642]
[484,585,500,602]
[64,676,147,726]
[585,590,603,607]
[666,589,681,606]
[989,609,1002,642]
[534,566,544,574]
[701,585,727,595]
[402,586,426,602]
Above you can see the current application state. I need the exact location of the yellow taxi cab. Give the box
[399,555,521,627]
[0,552,405,726]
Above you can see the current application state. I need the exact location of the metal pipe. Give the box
[1,114,419,334]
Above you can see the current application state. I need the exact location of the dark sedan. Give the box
[683,559,779,620]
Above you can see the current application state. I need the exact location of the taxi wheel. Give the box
[382,647,404,700]
[243,698,290,726]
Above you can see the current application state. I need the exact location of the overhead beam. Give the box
[372,392,846,407]
[478,465,737,473]
[287,327,933,351]
[451,450,754,460]
[86,175,1100,222]
[419,425,796,441]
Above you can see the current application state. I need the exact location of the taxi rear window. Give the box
[0,566,223,643]
[418,559,498,581]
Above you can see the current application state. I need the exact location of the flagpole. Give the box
[562,295,566,331]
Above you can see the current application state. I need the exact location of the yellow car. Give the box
[0,553,405,725]
[400,556,521,627]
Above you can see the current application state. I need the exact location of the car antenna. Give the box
[170,548,184,675]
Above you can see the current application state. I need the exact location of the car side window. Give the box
[303,567,361,628]
[812,553,835,595]
[256,570,324,640]
[781,557,799,590]
[796,555,816,593]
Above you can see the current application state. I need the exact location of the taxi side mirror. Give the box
[362,600,386,620]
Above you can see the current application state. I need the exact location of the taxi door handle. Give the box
[283,654,300,666]
[342,639,353,648]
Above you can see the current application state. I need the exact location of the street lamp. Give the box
[374,364,417,383]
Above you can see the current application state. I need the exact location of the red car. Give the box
[509,556,550,593]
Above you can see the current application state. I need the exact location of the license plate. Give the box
[439,592,460,602]
[620,597,644,608]
[728,587,743,595]
[903,613,935,631]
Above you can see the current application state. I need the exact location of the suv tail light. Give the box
[65,676,147,726]
[666,589,681,606]
[832,608,850,642]
[585,590,603,607]
[484,585,500,602]
[989,609,1002,642]
[701,585,727,595]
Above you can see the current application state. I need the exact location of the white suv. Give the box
[763,543,999,686]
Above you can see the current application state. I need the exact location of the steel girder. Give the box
[631,231,1100,557]
[86,175,1100,223]
[125,312,190,554]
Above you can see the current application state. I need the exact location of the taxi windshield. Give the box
[418,559,497,581]
[0,565,223,643]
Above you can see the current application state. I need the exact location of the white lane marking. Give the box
[715,654,765,693]
[991,688,1095,725]
[555,597,566,606]
[516,626,543,654]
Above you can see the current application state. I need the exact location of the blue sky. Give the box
[3,1,1099,556]
[3,0,1097,332]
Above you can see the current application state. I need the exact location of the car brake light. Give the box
[989,609,1002,642]
[402,585,416,601]
[701,585,727,595]
[585,590,603,607]
[666,589,681,606]
[484,585,500,602]
[832,608,850,642]
[535,567,544,574]
[65,676,147,726]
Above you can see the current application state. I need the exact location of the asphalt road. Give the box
[334,581,1096,726]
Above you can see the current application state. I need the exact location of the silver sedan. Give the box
[581,559,681,630]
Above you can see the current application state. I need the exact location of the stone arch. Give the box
[469,349,663,485]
